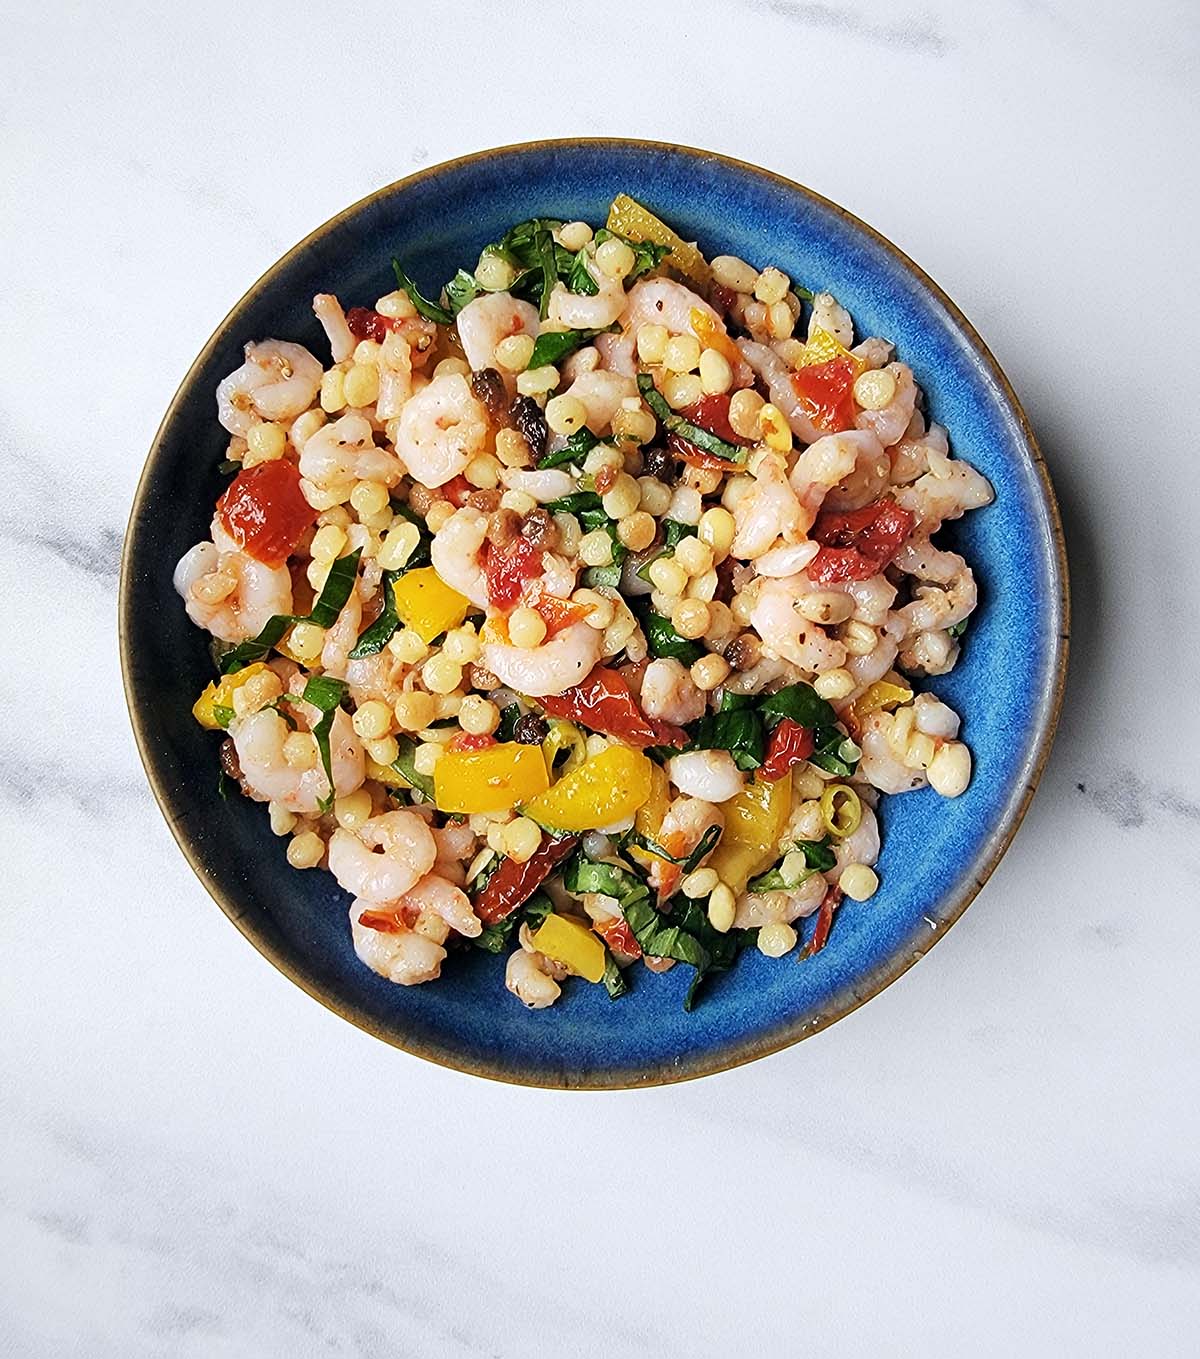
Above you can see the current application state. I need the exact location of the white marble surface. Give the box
[2,2,1199,1354]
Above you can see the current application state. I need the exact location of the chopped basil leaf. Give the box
[212,703,235,730]
[528,326,616,371]
[545,490,603,517]
[793,283,815,301]
[390,734,435,800]
[633,603,704,664]
[637,373,747,463]
[947,618,968,639]
[537,425,600,470]
[217,459,241,476]
[443,268,481,315]
[582,565,621,589]
[217,769,234,800]
[567,249,599,295]
[691,708,766,771]
[535,224,559,319]
[391,258,454,325]
[759,682,836,730]
[602,951,628,1000]
[718,691,756,712]
[625,822,722,873]
[473,888,553,953]
[301,675,348,813]
[808,726,861,777]
[219,549,363,674]
[564,855,650,915]
[664,519,697,548]
[495,704,522,742]
[747,837,836,892]
[348,569,401,658]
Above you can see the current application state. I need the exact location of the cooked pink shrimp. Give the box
[790,430,884,528]
[855,364,917,448]
[429,506,489,608]
[560,369,637,433]
[894,459,994,532]
[394,372,489,488]
[821,430,891,511]
[173,539,292,643]
[216,340,322,436]
[299,413,403,494]
[547,256,626,328]
[737,338,826,444]
[455,292,539,372]
[893,539,978,631]
[647,796,724,895]
[349,900,448,985]
[730,454,805,559]
[233,705,365,815]
[734,873,825,928]
[624,279,753,384]
[482,622,601,698]
[328,809,437,903]
[312,294,356,363]
[750,576,848,673]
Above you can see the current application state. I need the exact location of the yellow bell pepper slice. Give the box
[690,307,744,370]
[524,744,653,832]
[606,193,710,289]
[433,742,549,815]
[708,771,793,894]
[529,913,606,984]
[628,761,671,872]
[797,327,863,371]
[192,661,270,730]
[392,567,470,645]
[366,756,411,789]
[850,679,913,727]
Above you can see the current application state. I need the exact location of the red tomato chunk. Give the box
[809,499,915,583]
[216,459,315,567]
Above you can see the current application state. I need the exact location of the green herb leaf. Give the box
[537,425,600,470]
[602,951,629,999]
[747,837,836,892]
[759,682,836,730]
[567,249,600,295]
[535,224,559,320]
[691,709,766,771]
[348,569,401,659]
[947,617,968,639]
[443,268,481,316]
[528,326,617,371]
[593,228,672,283]
[390,734,435,801]
[625,822,722,874]
[637,372,747,463]
[633,603,704,664]
[389,503,433,569]
[217,458,241,476]
[495,704,522,743]
[582,564,622,589]
[545,490,604,517]
[217,769,234,800]
[808,726,861,777]
[219,549,363,674]
[301,675,348,813]
[391,258,454,325]
[472,888,554,953]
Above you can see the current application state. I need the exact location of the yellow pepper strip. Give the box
[542,719,587,781]
[796,327,864,372]
[524,744,653,833]
[607,192,710,288]
[850,679,914,728]
[627,761,671,874]
[690,307,744,371]
[820,784,862,840]
[529,913,606,983]
[433,742,549,815]
[192,661,270,730]
[708,771,793,895]
[392,567,470,645]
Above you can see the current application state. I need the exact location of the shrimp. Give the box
[501,468,575,503]
[312,294,356,363]
[400,872,481,938]
[233,705,365,815]
[913,692,961,740]
[173,539,292,643]
[648,796,724,895]
[893,539,978,632]
[594,328,637,377]
[394,372,489,489]
[216,340,323,436]
[624,280,754,385]
[821,430,892,512]
[842,613,908,696]
[738,339,826,445]
[666,751,745,803]
[826,805,880,884]
[854,363,918,448]
[889,421,948,486]
[734,874,825,929]
[858,712,929,794]
[432,821,478,886]
[750,576,848,673]
[730,453,805,559]
[893,458,994,532]
[801,570,897,626]
[790,429,883,528]
[506,949,562,1008]
[560,369,637,434]
[320,589,363,679]
[299,413,403,494]
[898,627,959,677]
[852,337,894,370]
[640,658,705,725]
[482,621,601,698]
[344,647,417,708]
[430,506,489,609]
[328,809,437,903]
[350,900,448,986]
[547,256,626,328]
[455,292,539,372]
[375,330,415,421]
[755,540,820,578]
[807,292,854,348]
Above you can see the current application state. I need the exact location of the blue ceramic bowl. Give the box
[121,141,1068,1088]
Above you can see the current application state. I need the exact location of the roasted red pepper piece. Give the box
[483,534,540,608]
[809,498,915,583]
[448,731,497,753]
[800,886,840,958]
[216,459,315,567]
[541,666,689,750]
[790,355,859,434]
[357,903,419,934]
[758,719,815,781]
[475,834,578,925]
[595,915,642,959]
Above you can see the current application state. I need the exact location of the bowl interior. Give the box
[122,142,1066,1087]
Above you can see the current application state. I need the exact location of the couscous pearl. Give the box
[757,920,798,957]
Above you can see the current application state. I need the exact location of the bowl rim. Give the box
[120,137,1070,1090]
